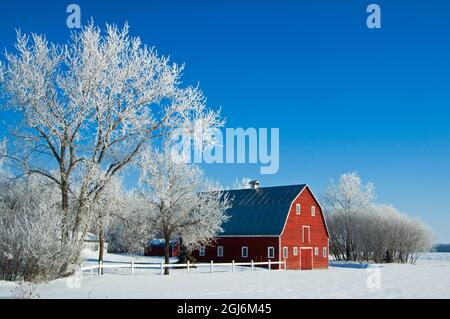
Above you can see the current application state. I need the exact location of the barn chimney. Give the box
[249,180,260,190]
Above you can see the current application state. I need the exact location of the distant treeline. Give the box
[434,244,450,252]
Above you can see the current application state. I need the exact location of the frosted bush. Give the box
[0,177,81,282]
[11,281,40,299]
[324,173,432,263]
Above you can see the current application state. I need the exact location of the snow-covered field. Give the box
[1,252,450,299]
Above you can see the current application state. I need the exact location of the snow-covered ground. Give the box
[1,252,450,299]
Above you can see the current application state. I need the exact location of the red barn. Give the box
[193,182,329,270]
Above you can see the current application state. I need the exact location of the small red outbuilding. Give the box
[144,239,180,257]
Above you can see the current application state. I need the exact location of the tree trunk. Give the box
[164,234,170,275]
[345,236,350,261]
[58,177,71,275]
[98,226,104,275]
[61,178,70,242]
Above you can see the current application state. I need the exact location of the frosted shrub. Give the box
[138,145,230,274]
[0,203,80,281]
[0,178,81,282]
[324,173,433,263]
[351,205,432,263]
[11,281,40,299]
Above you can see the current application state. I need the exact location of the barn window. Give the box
[241,246,248,258]
[314,247,319,256]
[267,247,274,259]
[283,247,288,259]
[296,204,301,215]
[217,246,223,257]
[311,206,316,217]
[323,247,327,258]
[293,247,298,256]
[302,226,310,243]
[199,246,205,257]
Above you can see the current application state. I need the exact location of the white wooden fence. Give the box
[80,259,287,277]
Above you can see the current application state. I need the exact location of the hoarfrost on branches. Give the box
[11,281,40,299]
[323,172,432,263]
[0,175,81,282]
[0,22,224,246]
[0,139,6,168]
[138,145,230,274]
[322,172,374,261]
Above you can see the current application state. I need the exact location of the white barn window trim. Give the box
[217,246,223,257]
[268,246,275,259]
[283,246,288,259]
[311,206,316,217]
[293,247,298,256]
[241,246,248,258]
[296,203,301,215]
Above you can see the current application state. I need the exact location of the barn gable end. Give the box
[279,186,329,269]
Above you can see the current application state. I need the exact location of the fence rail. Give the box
[80,259,287,277]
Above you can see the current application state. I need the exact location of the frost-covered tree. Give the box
[88,177,154,272]
[324,172,433,263]
[322,172,374,261]
[138,146,230,274]
[89,176,127,268]
[0,175,81,282]
[106,195,151,254]
[0,23,223,246]
[0,139,6,166]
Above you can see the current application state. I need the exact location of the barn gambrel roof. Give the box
[219,184,307,236]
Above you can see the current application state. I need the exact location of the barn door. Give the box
[300,248,312,270]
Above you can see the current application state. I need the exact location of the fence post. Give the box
[268,259,271,270]
[251,260,254,272]
[210,260,214,274]
[232,260,235,273]
[284,259,287,270]
[131,261,134,275]
[187,261,190,275]
[160,261,164,275]
[98,261,103,276]
[90,263,94,279]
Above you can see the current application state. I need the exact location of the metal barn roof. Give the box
[219,184,307,236]
[148,239,179,248]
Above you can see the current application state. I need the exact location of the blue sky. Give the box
[0,0,449,242]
